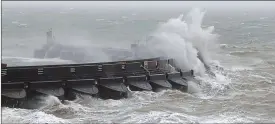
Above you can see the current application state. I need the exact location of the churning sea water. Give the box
[1,1,275,123]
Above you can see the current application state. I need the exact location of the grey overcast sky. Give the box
[2,1,275,9]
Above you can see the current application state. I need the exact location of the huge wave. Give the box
[139,8,220,77]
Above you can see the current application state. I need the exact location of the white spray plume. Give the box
[142,8,219,76]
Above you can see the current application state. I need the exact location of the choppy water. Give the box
[2,2,275,123]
